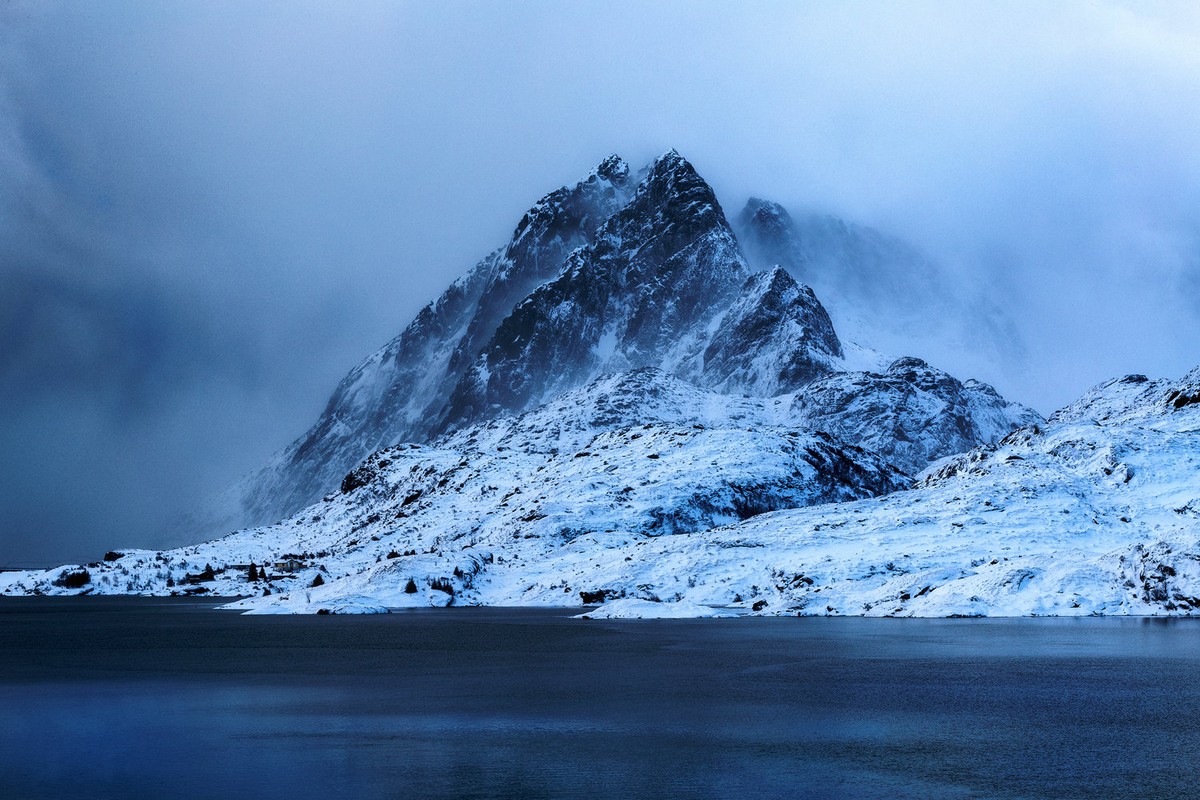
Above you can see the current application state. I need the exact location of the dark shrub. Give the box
[52,568,91,589]
[404,578,418,594]
[310,574,325,587]
[103,551,123,562]
[386,550,401,559]
[340,466,373,494]
[430,577,454,595]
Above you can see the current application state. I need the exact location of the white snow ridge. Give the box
[7,153,1198,618]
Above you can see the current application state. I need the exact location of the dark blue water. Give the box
[2,598,1199,799]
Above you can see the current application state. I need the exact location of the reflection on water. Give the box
[2,598,1199,799]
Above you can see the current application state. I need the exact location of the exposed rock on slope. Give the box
[441,150,763,428]
[698,267,842,396]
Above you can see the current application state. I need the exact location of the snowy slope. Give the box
[3,369,905,608]
[1050,368,1200,425]
[8,367,1196,618]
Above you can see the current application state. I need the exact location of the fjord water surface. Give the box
[2,598,1198,799]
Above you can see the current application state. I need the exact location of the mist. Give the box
[2,0,1198,564]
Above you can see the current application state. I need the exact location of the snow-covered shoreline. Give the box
[7,366,1198,619]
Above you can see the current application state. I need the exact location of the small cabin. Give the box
[273,558,305,573]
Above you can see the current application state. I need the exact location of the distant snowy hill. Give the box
[788,356,1040,475]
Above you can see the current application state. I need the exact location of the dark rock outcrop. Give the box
[700,267,842,395]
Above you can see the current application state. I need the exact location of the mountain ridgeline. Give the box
[226,150,1038,536]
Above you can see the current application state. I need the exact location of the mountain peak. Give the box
[438,150,749,430]
[592,154,630,184]
[697,265,843,395]
[759,264,797,293]
[632,149,709,197]
[194,150,1040,545]
[614,149,730,253]
[734,197,806,281]
[742,197,791,224]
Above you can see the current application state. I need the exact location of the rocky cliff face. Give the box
[441,151,731,424]
[697,267,842,396]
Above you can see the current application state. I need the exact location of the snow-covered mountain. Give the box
[13,149,1110,617]
[200,150,1028,538]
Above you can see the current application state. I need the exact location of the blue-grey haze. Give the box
[1,1,1198,563]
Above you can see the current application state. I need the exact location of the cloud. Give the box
[1,1,1198,562]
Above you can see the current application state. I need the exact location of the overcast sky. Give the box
[2,1,1198,564]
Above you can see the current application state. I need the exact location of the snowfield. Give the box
[7,367,1198,618]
